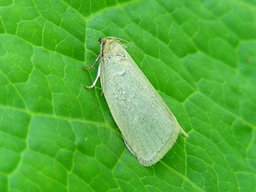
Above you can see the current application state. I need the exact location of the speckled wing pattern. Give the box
[97,38,188,167]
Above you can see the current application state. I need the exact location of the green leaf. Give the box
[0,0,256,191]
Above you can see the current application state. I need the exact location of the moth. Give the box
[84,37,188,166]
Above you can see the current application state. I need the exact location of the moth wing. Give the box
[100,40,187,166]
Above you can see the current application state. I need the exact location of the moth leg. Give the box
[83,53,101,70]
[83,52,102,88]
[85,62,101,89]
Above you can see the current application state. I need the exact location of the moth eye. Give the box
[99,38,106,45]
